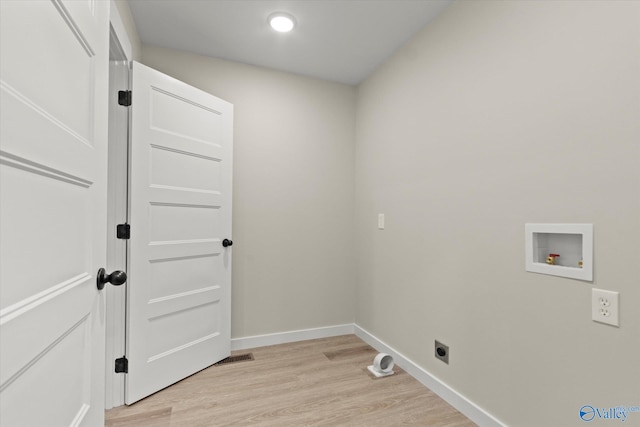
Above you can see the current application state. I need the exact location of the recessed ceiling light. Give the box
[269,12,295,33]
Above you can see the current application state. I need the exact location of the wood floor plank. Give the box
[105,335,477,426]
[105,408,172,427]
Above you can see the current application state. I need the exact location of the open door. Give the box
[0,1,109,426]
[125,62,233,404]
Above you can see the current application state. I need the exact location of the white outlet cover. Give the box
[592,288,620,327]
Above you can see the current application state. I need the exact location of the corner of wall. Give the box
[112,0,142,62]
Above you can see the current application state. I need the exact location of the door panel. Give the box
[126,62,233,404]
[149,255,220,299]
[0,164,88,307]
[1,1,95,143]
[150,146,221,190]
[0,0,109,426]
[0,282,94,427]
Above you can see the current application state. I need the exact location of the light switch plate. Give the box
[378,213,385,230]
[592,288,619,327]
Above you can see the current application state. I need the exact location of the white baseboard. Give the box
[354,325,506,427]
[231,323,355,351]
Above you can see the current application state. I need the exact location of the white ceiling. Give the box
[128,0,452,85]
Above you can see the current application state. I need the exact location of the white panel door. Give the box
[126,62,233,404]
[0,1,109,426]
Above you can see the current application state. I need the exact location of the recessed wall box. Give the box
[525,223,593,281]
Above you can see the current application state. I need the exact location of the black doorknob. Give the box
[222,239,233,247]
[96,268,127,290]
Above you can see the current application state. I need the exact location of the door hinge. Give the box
[116,223,130,239]
[118,90,132,106]
[115,356,128,373]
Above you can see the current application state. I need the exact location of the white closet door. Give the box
[126,62,233,404]
[0,1,109,425]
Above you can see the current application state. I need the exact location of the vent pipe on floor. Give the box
[368,353,395,377]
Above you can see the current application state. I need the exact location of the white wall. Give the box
[142,46,357,339]
[355,1,640,426]
[112,0,141,61]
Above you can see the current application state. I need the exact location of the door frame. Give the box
[105,0,132,409]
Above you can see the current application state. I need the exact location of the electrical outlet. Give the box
[592,288,619,327]
[435,340,449,364]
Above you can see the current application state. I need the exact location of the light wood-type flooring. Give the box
[105,335,477,426]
